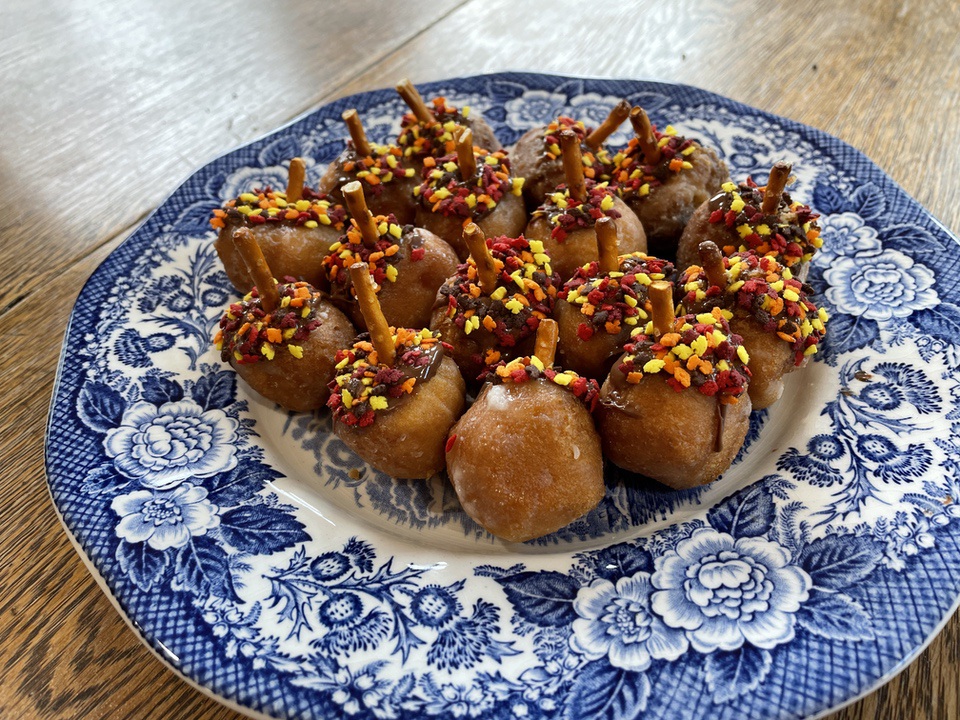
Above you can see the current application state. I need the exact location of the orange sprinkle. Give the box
[626,371,643,384]
[674,367,691,388]
[266,328,282,344]
[483,316,497,331]
[659,333,681,347]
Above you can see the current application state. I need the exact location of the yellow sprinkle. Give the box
[804,345,819,356]
[721,181,737,192]
[673,344,693,360]
[737,345,750,364]
[490,286,508,301]
[643,358,665,373]
[728,280,745,292]
[600,195,615,212]
[389,223,403,239]
[730,194,745,214]
[342,389,354,408]
[528,239,545,254]
[783,289,800,302]
[443,161,458,173]
[287,345,303,359]
[681,161,693,170]
[529,356,545,372]
[737,224,753,238]
[295,200,311,212]
[239,192,258,203]
[638,183,650,197]
[696,312,716,325]
[385,265,399,282]
[624,295,638,307]
[505,298,524,314]
[304,220,318,229]
[681,146,697,156]
[319,214,332,226]
[692,336,708,356]
[237,205,253,216]
[369,396,389,410]
[261,343,275,361]
[552,373,573,386]
[756,224,771,236]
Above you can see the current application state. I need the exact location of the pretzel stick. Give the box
[455,126,477,179]
[533,319,559,367]
[762,161,793,214]
[286,157,306,203]
[463,223,498,296]
[342,109,371,156]
[648,281,675,337]
[560,130,587,202]
[233,228,279,312]
[349,263,395,366]
[596,217,619,274]
[396,78,435,123]
[584,100,630,149]
[629,107,661,165]
[698,241,728,289]
[342,181,380,248]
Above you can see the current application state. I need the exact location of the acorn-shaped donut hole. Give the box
[318,109,419,224]
[327,263,466,479]
[611,106,729,257]
[555,217,675,379]
[430,224,560,386]
[675,240,828,410]
[212,158,347,293]
[511,100,629,209]
[322,181,458,330]
[524,130,646,281]
[676,161,822,278]
[214,228,355,411]
[444,319,605,542]
[413,125,525,260]
[596,281,753,489]
[395,78,501,174]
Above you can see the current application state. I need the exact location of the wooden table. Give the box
[2,0,958,717]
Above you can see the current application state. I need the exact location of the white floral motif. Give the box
[570,573,688,670]
[824,249,938,321]
[815,212,882,262]
[651,529,811,653]
[111,483,220,550]
[104,399,238,489]
[504,90,567,129]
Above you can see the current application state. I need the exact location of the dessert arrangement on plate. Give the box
[211,79,828,541]
[47,72,960,720]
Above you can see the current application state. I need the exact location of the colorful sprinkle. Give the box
[532,180,621,244]
[211,186,346,231]
[612,124,699,202]
[538,117,614,180]
[618,307,750,402]
[560,253,675,339]
[214,281,325,364]
[706,179,822,267]
[335,142,416,194]
[677,251,829,366]
[397,96,473,164]
[327,328,443,427]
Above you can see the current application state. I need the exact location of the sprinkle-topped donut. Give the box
[560,253,675,341]
[210,187,347,231]
[397,97,473,164]
[336,142,417,195]
[612,125,699,202]
[215,281,326,364]
[539,116,614,179]
[678,251,829,365]
[707,180,822,267]
[482,354,600,410]
[617,307,751,402]
[436,235,558,351]
[327,328,445,427]
[531,180,621,243]
[323,214,422,297]
[415,150,523,221]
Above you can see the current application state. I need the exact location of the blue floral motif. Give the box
[651,529,810,653]
[104,399,239,489]
[824,249,938,320]
[112,483,220,550]
[570,573,687,670]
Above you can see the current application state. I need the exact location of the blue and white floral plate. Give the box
[47,73,960,720]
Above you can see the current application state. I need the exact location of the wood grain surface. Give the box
[1,0,958,717]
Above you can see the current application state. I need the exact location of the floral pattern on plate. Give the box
[47,73,960,720]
